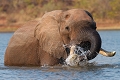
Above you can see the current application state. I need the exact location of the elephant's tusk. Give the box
[99,48,116,57]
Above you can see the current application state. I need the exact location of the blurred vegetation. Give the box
[0,0,120,26]
[73,0,120,20]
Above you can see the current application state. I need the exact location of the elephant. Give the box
[4,9,116,66]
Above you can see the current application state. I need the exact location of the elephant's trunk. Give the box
[79,28,101,60]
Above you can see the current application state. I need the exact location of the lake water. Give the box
[0,31,120,80]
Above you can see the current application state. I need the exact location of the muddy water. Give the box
[0,31,120,80]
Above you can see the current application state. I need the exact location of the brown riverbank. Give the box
[96,22,120,30]
[0,25,20,32]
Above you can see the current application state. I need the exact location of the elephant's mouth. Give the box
[73,41,92,60]
[76,41,91,60]
[78,41,91,52]
[65,41,91,56]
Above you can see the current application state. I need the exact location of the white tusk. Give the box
[99,48,116,57]
[70,45,76,55]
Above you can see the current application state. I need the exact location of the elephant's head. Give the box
[59,9,101,61]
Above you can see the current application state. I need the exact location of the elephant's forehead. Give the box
[67,9,92,21]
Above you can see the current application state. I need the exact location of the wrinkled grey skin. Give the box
[4,9,102,66]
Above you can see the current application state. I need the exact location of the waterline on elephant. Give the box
[65,45,91,67]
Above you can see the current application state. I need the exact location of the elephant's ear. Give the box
[34,16,67,59]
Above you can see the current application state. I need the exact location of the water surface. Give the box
[0,31,120,80]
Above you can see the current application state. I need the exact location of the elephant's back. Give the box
[8,19,40,46]
[4,19,40,66]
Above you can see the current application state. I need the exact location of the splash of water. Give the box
[65,45,91,67]
[74,45,92,61]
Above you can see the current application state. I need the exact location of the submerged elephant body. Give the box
[4,9,111,66]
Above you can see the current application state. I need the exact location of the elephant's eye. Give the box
[65,26,70,31]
